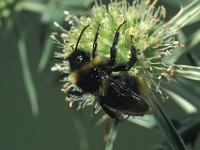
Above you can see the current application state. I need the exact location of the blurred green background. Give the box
[0,0,200,150]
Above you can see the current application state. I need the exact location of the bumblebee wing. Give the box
[99,74,149,116]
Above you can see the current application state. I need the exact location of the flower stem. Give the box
[105,120,120,150]
[72,110,89,150]
[21,1,46,14]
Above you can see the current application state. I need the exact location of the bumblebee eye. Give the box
[76,55,83,63]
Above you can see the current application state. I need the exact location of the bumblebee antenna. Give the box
[75,25,90,50]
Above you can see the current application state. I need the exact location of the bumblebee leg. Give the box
[67,89,84,97]
[92,24,101,58]
[55,73,70,82]
[101,105,124,122]
[112,36,137,72]
[109,20,127,66]
[124,115,130,120]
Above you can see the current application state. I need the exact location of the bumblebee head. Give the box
[68,49,90,71]
[67,25,91,71]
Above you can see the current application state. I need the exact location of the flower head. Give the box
[51,0,184,113]
[0,0,22,27]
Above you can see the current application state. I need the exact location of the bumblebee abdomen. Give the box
[112,75,145,96]
[99,74,148,116]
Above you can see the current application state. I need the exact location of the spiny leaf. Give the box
[164,89,197,114]
[127,115,157,129]
[168,0,200,29]
[175,65,200,81]
[188,29,200,49]
[18,36,39,117]
[149,93,188,150]
[163,82,200,110]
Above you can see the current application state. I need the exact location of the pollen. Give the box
[71,72,79,84]
[161,6,167,18]
[93,56,102,65]
[81,56,102,71]
[137,76,147,96]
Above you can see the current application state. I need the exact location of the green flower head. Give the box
[0,0,22,27]
[51,0,196,113]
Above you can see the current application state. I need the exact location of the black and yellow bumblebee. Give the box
[59,20,149,121]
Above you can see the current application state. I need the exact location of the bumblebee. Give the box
[60,21,149,121]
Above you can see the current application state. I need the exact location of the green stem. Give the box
[21,1,47,14]
[105,120,120,150]
[17,36,39,117]
[72,110,89,150]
